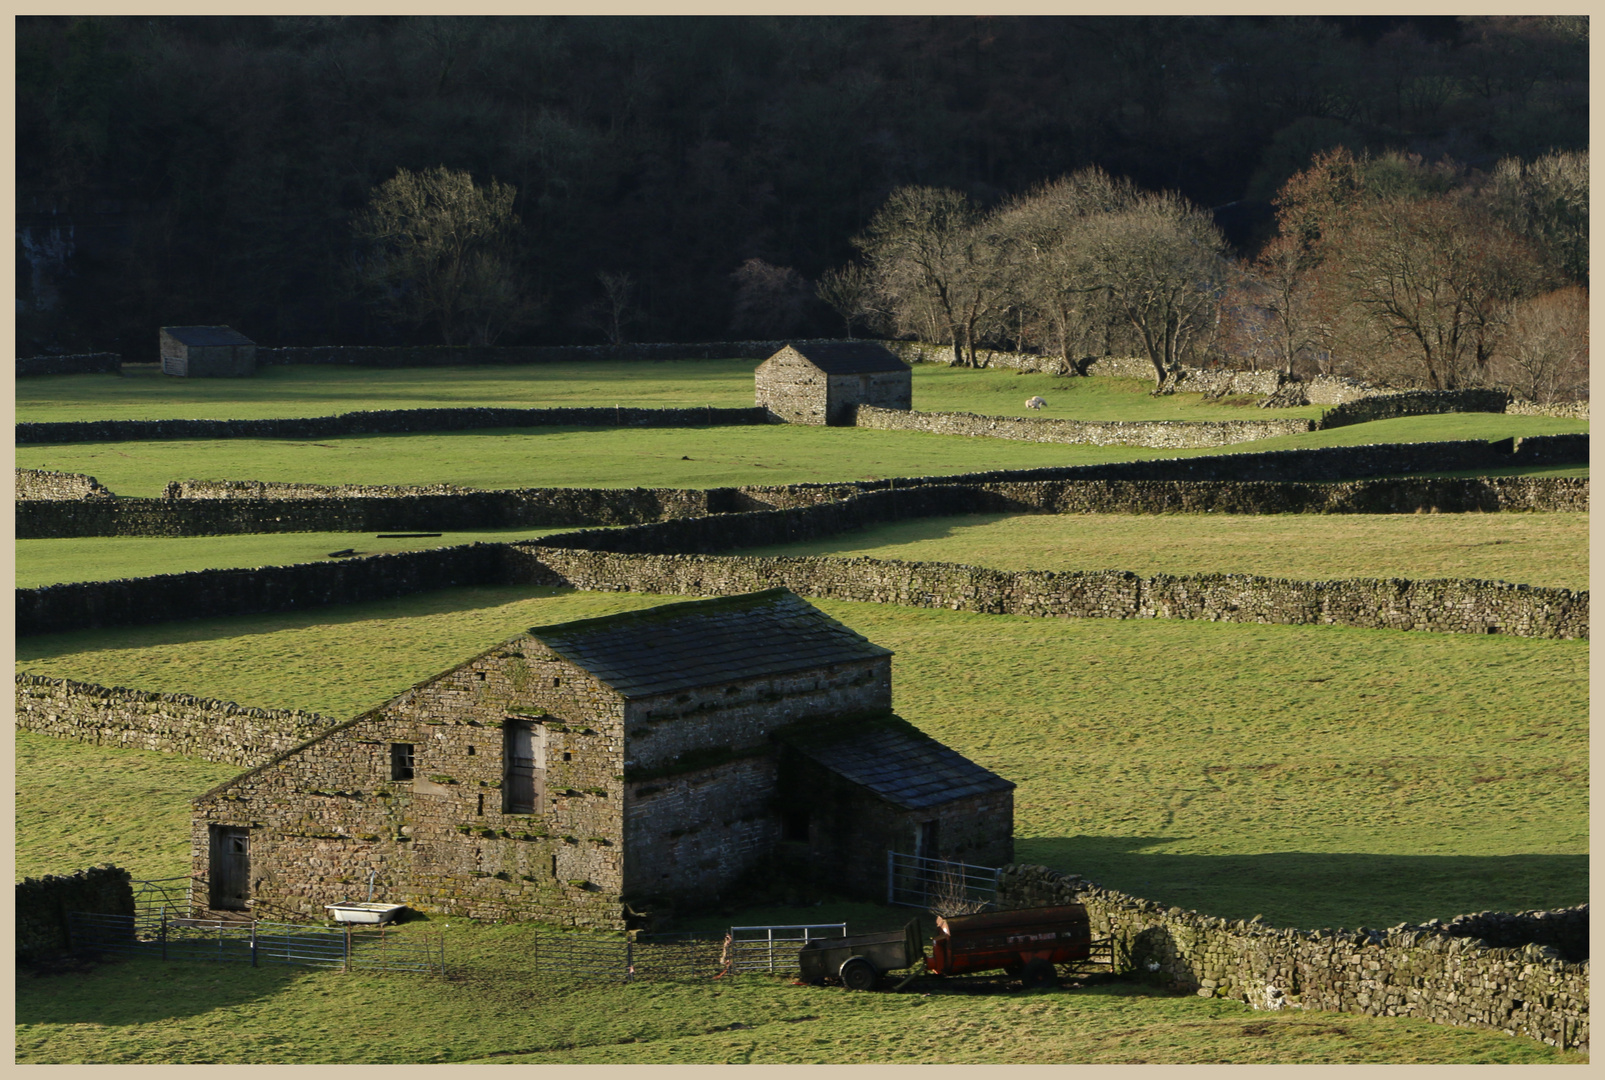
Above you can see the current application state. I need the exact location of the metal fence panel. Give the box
[886,852,999,913]
[725,923,847,975]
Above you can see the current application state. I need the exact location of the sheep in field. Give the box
[1025,396,1047,410]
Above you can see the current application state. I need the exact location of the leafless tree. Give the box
[815,263,879,339]
[575,270,640,345]
[728,258,816,338]
[1489,286,1589,402]
[854,186,980,366]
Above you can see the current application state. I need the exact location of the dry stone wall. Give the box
[255,339,843,367]
[997,864,1588,1053]
[1507,400,1589,420]
[16,405,768,445]
[15,468,114,500]
[16,866,135,960]
[16,352,123,377]
[15,673,339,766]
[1316,389,1513,430]
[516,547,1588,640]
[878,341,1284,394]
[854,405,1311,448]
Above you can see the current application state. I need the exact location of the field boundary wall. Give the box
[16,866,136,960]
[15,405,770,445]
[1314,389,1513,430]
[853,405,1312,448]
[997,864,1588,1052]
[16,352,123,377]
[15,673,339,767]
[1507,400,1590,420]
[16,468,115,500]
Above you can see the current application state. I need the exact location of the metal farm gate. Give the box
[67,910,446,976]
[531,923,847,982]
[886,851,999,913]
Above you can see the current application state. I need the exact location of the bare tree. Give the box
[353,165,537,345]
[575,270,640,345]
[1078,192,1230,388]
[1490,286,1589,402]
[815,263,878,338]
[1228,234,1320,375]
[728,258,816,338]
[854,186,978,365]
[1481,149,1589,286]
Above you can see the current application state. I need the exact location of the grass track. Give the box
[16,588,1585,931]
[16,360,1328,423]
[15,529,575,589]
[14,413,1586,498]
[734,511,1591,590]
[14,941,1582,1063]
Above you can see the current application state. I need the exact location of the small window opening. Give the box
[466,745,475,756]
[781,808,810,842]
[552,677,561,688]
[390,743,415,781]
[551,854,559,878]
[477,793,485,816]
[563,751,572,762]
[476,671,486,681]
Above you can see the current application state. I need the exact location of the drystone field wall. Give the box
[1315,389,1513,430]
[16,352,123,377]
[15,673,340,767]
[15,866,136,960]
[517,546,1588,640]
[254,338,847,367]
[854,405,1312,448]
[16,405,769,445]
[1507,400,1590,420]
[15,468,115,500]
[997,864,1588,1052]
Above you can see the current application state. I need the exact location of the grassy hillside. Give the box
[16,359,1326,423]
[733,511,1591,591]
[15,414,1586,498]
[16,588,1585,932]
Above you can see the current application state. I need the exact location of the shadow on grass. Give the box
[1016,837,1588,932]
[15,954,307,1027]
[15,584,581,661]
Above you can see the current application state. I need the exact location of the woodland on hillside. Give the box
[15,15,1589,396]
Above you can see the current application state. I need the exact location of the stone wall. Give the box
[997,864,1588,1052]
[255,339,839,368]
[16,405,769,445]
[856,405,1313,448]
[16,352,123,377]
[1507,400,1590,420]
[15,468,115,500]
[1315,389,1513,430]
[14,673,339,767]
[16,865,136,960]
[519,546,1589,640]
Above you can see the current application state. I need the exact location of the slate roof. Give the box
[163,325,256,347]
[526,589,892,699]
[781,341,909,375]
[786,718,1015,810]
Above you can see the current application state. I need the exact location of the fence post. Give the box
[251,921,258,967]
[344,925,351,973]
[160,911,168,961]
[887,850,895,905]
[625,939,634,984]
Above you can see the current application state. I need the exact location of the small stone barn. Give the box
[755,341,912,425]
[160,325,257,377]
[191,589,1012,928]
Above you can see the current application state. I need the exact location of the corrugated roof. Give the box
[163,325,256,347]
[782,341,909,375]
[527,589,891,699]
[787,718,1015,810]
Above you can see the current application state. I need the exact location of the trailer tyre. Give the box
[840,958,878,992]
[1021,959,1059,989]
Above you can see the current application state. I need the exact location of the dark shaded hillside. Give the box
[16,15,1587,356]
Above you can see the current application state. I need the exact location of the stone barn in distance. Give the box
[755,341,912,425]
[160,325,257,377]
[191,589,1013,928]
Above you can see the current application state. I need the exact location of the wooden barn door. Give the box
[209,826,251,911]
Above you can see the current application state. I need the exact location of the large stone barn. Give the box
[755,341,912,425]
[191,589,1013,928]
[160,325,257,377]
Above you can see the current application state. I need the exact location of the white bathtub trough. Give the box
[325,902,406,925]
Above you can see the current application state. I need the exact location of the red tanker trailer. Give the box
[926,904,1094,988]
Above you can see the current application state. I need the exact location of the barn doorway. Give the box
[209,826,250,911]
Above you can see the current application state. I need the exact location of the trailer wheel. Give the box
[840,958,878,992]
[1021,959,1059,989]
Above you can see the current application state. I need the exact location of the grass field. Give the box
[734,511,1591,590]
[14,529,575,589]
[15,359,1327,423]
[16,934,1582,1064]
[17,587,1585,931]
[14,413,1586,498]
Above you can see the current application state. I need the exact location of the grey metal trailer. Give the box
[797,919,923,991]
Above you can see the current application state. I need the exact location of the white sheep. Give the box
[1025,396,1047,410]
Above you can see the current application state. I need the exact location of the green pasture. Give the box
[17,588,1585,932]
[16,929,1580,1064]
[15,359,1326,423]
[14,529,574,589]
[14,414,1585,498]
[734,511,1590,591]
